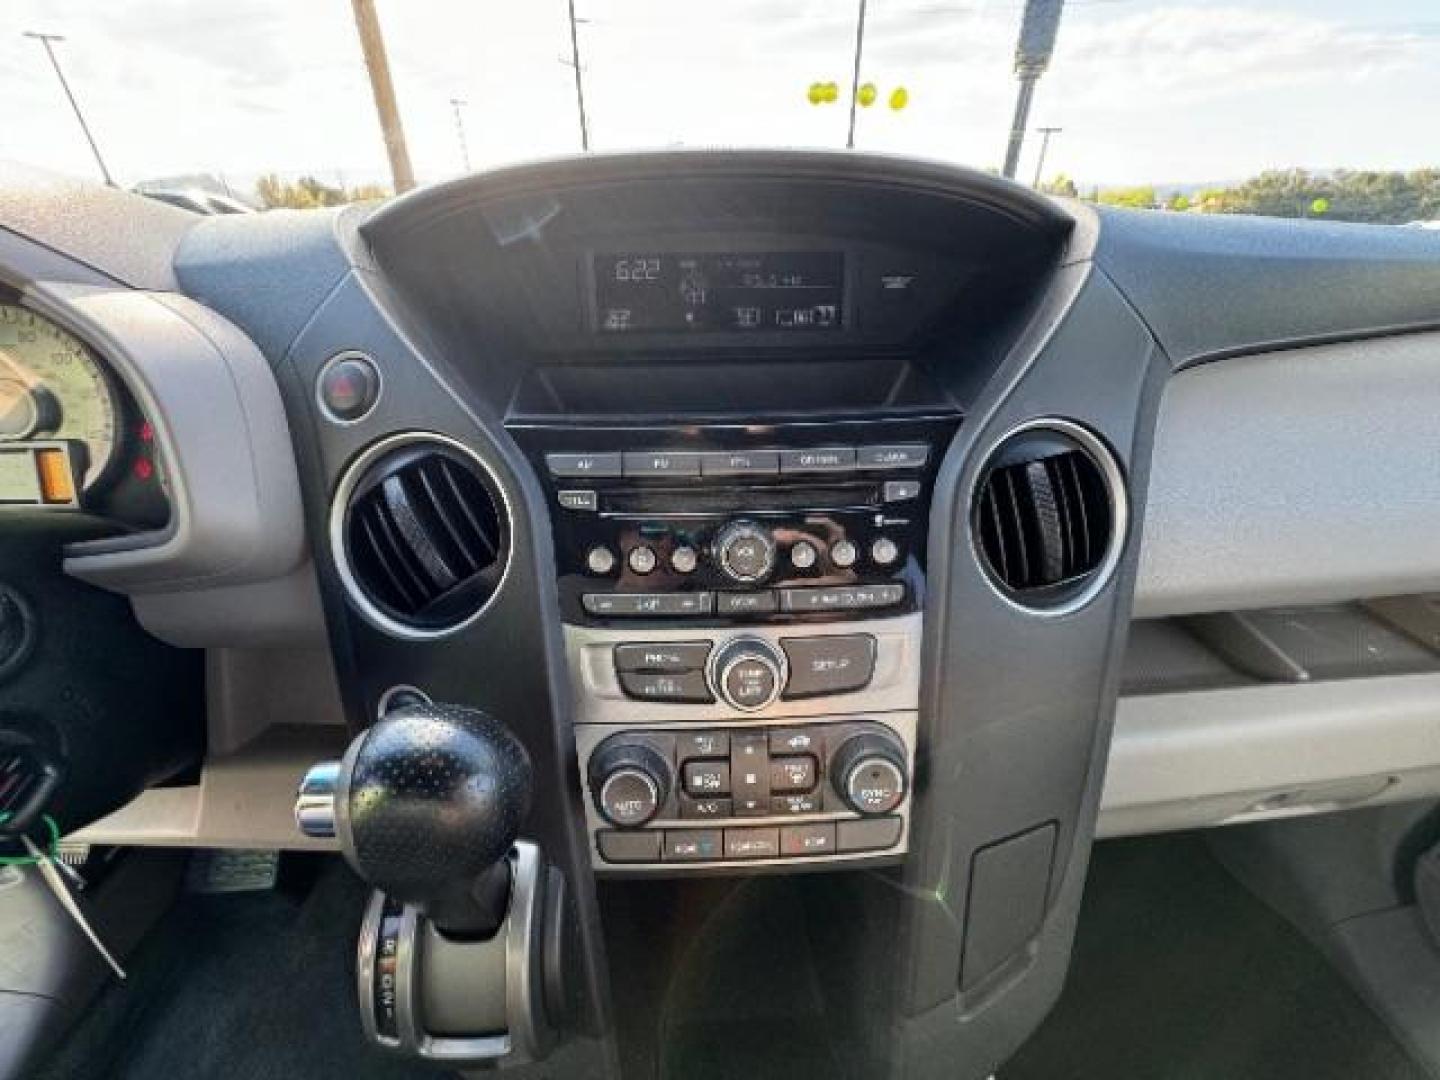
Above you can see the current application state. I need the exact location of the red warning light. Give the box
[139,421,155,443]
[133,457,154,481]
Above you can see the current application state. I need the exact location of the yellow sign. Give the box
[889,86,909,111]
[858,82,877,107]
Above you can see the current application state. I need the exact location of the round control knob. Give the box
[587,545,617,575]
[671,544,699,574]
[588,740,671,827]
[790,540,818,570]
[710,636,786,712]
[830,731,908,816]
[871,536,900,566]
[830,539,858,569]
[628,545,658,575]
[713,520,777,584]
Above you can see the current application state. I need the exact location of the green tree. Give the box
[1039,173,1078,197]
[255,174,391,209]
[1096,185,1157,209]
[1167,193,1192,212]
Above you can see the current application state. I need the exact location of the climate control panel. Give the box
[574,714,916,871]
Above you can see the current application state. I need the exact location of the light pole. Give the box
[350,0,416,193]
[1032,126,1062,188]
[23,31,115,187]
[450,97,471,173]
[1001,0,1065,180]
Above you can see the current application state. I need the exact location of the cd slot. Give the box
[601,483,879,517]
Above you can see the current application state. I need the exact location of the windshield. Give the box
[5,0,1438,223]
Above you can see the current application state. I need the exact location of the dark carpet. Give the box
[1004,834,1428,1080]
[34,858,440,1080]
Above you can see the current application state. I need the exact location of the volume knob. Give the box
[713,520,776,585]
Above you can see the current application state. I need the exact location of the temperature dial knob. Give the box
[830,730,908,816]
[713,520,777,585]
[588,740,672,828]
[710,636,787,712]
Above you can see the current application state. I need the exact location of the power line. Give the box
[23,31,115,187]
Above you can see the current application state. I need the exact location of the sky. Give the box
[3,0,1438,195]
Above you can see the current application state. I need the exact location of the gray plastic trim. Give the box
[17,282,306,594]
[1099,672,1440,837]
[1136,330,1440,617]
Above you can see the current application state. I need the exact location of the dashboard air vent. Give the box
[339,439,508,636]
[972,423,1121,610]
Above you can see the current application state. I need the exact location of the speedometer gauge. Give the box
[0,303,120,490]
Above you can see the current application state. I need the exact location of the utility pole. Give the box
[23,32,115,187]
[450,98,471,172]
[1032,126,1062,188]
[845,0,869,150]
[350,0,416,193]
[564,0,591,151]
[1002,0,1065,180]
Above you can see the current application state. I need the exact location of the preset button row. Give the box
[547,444,928,480]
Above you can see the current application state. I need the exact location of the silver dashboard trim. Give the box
[564,611,922,725]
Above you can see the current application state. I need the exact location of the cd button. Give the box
[857,444,929,470]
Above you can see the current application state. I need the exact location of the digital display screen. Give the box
[594,251,845,333]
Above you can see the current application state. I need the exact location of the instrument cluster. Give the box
[0,300,168,528]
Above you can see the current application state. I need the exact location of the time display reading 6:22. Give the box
[595,251,845,334]
[611,257,661,282]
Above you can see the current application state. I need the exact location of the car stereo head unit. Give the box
[512,415,958,629]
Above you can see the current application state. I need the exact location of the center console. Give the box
[513,415,956,871]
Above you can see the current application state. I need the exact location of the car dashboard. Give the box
[3,151,1440,1077]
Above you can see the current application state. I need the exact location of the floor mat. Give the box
[34,857,436,1080]
[1004,834,1429,1080]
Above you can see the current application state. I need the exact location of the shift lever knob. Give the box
[301,702,532,935]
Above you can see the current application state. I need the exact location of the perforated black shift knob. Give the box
[337,702,533,934]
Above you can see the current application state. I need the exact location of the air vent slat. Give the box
[999,467,1032,588]
[415,461,480,576]
[974,427,1117,608]
[1024,460,1066,585]
[360,506,431,610]
[435,458,499,564]
[341,442,508,633]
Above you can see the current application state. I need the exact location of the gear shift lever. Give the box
[298,702,532,937]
